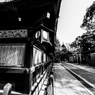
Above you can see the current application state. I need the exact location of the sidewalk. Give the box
[53,63,93,95]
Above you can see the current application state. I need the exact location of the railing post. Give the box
[3,83,12,95]
[46,73,54,95]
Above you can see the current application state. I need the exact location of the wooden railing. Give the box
[31,61,53,95]
[2,61,54,95]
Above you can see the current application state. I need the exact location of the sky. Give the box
[57,0,94,45]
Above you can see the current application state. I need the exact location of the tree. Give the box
[70,34,93,53]
[70,36,82,51]
[60,43,72,61]
[54,38,61,62]
[55,37,61,53]
[81,1,95,31]
[61,43,67,51]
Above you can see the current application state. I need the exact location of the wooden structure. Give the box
[0,0,62,95]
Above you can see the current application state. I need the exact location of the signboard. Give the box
[0,29,27,38]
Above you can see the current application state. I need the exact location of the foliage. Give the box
[80,1,95,53]
[70,36,81,50]
[55,37,61,52]
[81,1,95,31]
[70,33,94,53]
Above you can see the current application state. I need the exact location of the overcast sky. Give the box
[57,0,94,45]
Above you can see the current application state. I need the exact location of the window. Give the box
[33,46,42,65]
[0,44,25,67]
[0,0,13,3]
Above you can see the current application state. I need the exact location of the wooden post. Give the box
[3,83,12,95]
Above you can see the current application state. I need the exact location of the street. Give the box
[53,62,95,95]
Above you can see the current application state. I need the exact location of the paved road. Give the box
[62,62,95,94]
[53,63,93,95]
[64,62,95,74]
